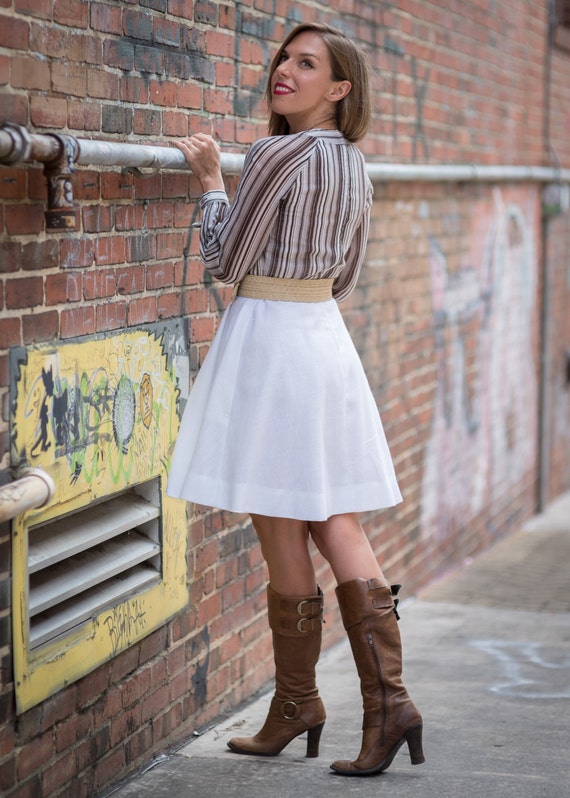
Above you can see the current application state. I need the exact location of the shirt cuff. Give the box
[200,190,229,207]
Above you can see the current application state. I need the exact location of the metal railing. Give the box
[1,122,569,230]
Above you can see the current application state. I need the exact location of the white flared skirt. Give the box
[166,297,402,521]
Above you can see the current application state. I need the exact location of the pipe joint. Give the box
[43,133,79,230]
[0,122,33,164]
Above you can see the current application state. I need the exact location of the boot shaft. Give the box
[267,584,324,701]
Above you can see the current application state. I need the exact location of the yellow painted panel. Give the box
[11,324,189,714]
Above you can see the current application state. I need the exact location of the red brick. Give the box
[41,749,76,795]
[0,92,30,124]
[17,731,53,780]
[30,96,68,128]
[45,272,82,304]
[83,268,115,299]
[87,68,120,100]
[68,100,101,130]
[96,301,127,331]
[60,237,95,269]
[82,205,114,233]
[0,54,8,85]
[51,61,87,96]
[0,317,21,347]
[11,56,50,91]
[53,0,89,28]
[6,276,43,309]
[128,296,157,325]
[94,236,126,266]
[177,82,202,110]
[157,291,180,319]
[101,173,134,200]
[162,111,190,137]
[5,205,44,236]
[0,169,26,200]
[156,232,184,259]
[0,15,29,49]
[116,266,144,295]
[149,79,177,107]
[61,306,95,338]
[90,1,122,34]
[146,262,174,290]
[22,310,58,344]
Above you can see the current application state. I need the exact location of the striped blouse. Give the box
[198,128,373,302]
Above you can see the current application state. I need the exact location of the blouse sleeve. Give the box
[198,135,316,283]
[332,180,373,302]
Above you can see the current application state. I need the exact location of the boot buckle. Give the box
[281,700,298,720]
[296,617,322,633]
[296,599,314,616]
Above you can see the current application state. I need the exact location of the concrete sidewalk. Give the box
[107,492,570,798]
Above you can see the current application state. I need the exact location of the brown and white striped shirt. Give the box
[199,129,373,301]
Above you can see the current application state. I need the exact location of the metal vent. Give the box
[27,480,162,649]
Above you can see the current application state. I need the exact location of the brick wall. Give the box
[1,1,569,795]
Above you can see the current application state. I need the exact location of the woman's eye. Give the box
[300,59,314,68]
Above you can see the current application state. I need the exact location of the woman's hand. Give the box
[175,133,224,193]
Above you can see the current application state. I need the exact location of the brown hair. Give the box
[265,23,372,143]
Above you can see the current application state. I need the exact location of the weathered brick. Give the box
[128,296,157,324]
[102,104,133,135]
[60,306,95,338]
[5,276,43,309]
[16,731,53,780]
[21,238,59,271]
[10,56,50,90]
[51,61,88,97]
[103,39,135,71]
[0,170,26,200]
[53,0,89,28]
[135,43,164,75]
[123,9,154,41]
[30,95,68,128]
[22,310,59,343]
[45,271,82,304]
[0,15,29,49]
[96,301,127,331]
[90,1,122,34]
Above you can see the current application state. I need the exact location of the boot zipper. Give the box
[367,632,387,745]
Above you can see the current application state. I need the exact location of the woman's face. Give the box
[270,31,351,133]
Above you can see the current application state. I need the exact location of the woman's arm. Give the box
[198,134,316,283]
[332,182,373,301]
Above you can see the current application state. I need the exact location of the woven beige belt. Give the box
[234,274,334,302]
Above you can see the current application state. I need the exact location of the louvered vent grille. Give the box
[27,480,162,649]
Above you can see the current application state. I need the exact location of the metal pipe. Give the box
[1,124,570,183]
[0,468,56,524]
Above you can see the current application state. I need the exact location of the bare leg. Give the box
[250,514,317,595]
[309,512,384,584]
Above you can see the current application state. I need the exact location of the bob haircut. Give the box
[265,23,372,143]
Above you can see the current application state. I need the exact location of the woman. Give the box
[167,22,424,776]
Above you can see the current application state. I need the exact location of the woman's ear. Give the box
[328,80,352,102]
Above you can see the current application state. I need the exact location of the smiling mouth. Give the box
[274,83,294,95]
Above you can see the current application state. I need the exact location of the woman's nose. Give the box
[276,59,290,76]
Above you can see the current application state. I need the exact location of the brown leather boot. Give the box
[227,584,326,757]
[330,577,425,776]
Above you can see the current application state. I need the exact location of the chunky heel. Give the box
[406,723,425,765]
[306,722,325,758]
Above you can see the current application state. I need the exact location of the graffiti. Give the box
[191,625,211,712]
[421,188,538,540]
[104,597,147,655]
[11,322,186,500]
[470,640,570,699]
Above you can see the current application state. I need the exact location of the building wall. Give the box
[1,1,569,795]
